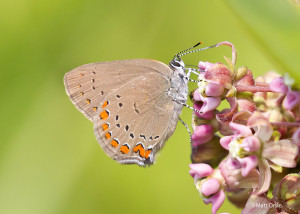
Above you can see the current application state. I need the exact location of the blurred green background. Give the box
[1,0,300,213]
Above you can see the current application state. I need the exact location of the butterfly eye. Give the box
[172,61,181,67]
[170,60,182,68]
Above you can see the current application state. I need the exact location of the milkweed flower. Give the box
[242,173,300,214]
[188,41,300,213]
[219,156,259,208]
[220,113,298,194]
[189,163,226,214]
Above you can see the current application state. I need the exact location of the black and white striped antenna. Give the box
[178,44,218,58]
[173,42,202,60]
[174,42,218,61]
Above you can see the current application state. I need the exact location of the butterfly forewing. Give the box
[64,59,172,121]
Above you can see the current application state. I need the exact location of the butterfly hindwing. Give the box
[93,71,178,165]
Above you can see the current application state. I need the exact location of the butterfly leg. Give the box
[178,117,192,144]
[184,77,203,83]
[184,68,204,83]
[182,103,203,115]
[185,68,200,77]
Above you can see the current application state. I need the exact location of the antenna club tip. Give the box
[193,42,202,48]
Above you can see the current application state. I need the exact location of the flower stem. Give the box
[270,122,300,127]
[235,85,273,93]
[255,82,269,87]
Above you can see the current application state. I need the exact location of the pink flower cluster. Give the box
[189,42,300,214]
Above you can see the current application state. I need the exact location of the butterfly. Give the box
[64,42,211,166]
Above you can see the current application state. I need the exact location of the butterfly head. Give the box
[169,56,186,78]
[169,42,204,76]
[169,57,185,69]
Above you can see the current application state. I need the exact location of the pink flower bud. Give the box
[189,163,213,181]
[201,178,221,197]
[191,125,214,146]
[270,77,288,93]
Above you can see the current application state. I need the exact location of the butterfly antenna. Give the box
[174,42,202,60]
[178,44,218,58]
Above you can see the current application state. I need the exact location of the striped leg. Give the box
[179,117,192,144]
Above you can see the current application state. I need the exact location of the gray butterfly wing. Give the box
[65,59,182,166]
[93,71,179,166]
[64,59,172,121]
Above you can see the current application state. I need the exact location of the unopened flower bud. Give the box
[191,125,214,146]
[273,173,300,214]
[191,136,227,168]
[292,128,300,145]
